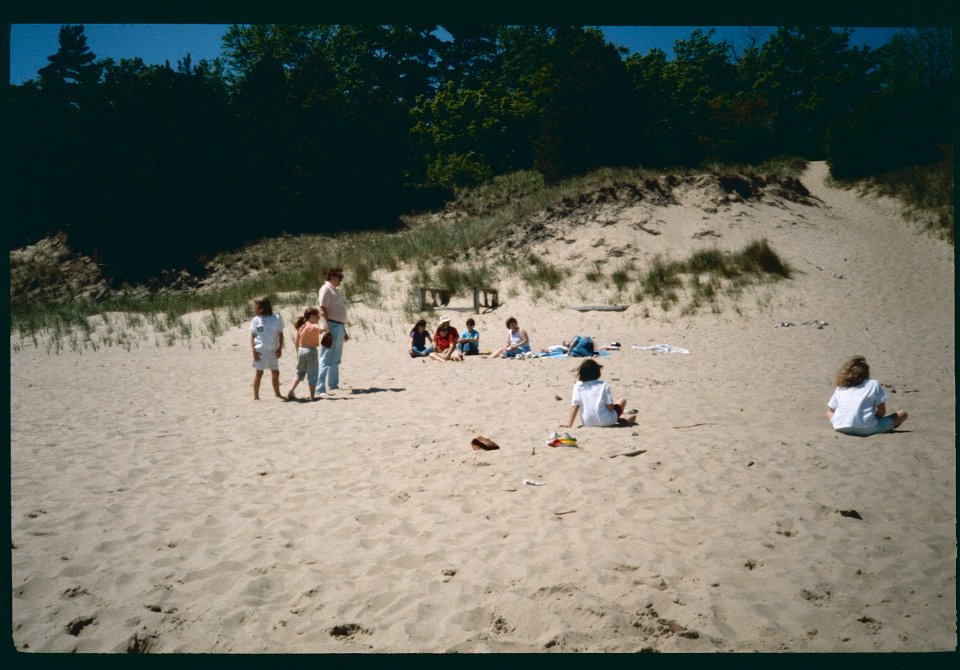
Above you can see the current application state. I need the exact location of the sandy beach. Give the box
[10,162,955,653]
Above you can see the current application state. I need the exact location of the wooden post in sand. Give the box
[473,287,499,313]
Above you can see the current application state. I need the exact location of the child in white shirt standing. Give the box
[250,297,284,400]
[561,359,637,428]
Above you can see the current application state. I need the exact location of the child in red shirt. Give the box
[430,315,464,362]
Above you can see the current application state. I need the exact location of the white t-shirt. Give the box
[827,379,888,433]
[571,379,618,427]
[250,314,284,352]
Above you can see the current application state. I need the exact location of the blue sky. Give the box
[8,24,905,86]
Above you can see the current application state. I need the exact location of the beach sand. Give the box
[10,162,955,652]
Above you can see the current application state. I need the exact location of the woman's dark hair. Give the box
[577,358,602,382]
[466,318,475,327]
[327,267,344,280]
[506,317,517,328]
[411,319,427,335]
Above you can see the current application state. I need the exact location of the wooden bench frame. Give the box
[417,287,500,314]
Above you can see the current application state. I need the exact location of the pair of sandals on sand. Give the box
[470,434,578,450]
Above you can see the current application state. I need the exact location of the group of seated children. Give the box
[408,316,529,362]
[409,316,610,363]
[409,316,480,361]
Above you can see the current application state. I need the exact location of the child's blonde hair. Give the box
[835,355,870,387]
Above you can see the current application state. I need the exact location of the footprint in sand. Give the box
[126,630,157,653]
[66,614,97,636]
[329,623,371,639]
[631,606,703,643]
[490,614,511,635]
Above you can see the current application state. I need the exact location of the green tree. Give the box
[507,26,637,180]
[436,25,499,87]
[875,27,953,97]
[38,24,100,90]
[624,47,674,165]
[625,29,742,166]
[220,24,333,87]
[826,27,952,179]
[667,28,738,165]
[411,80,536,188]
[320,25,444,108]
[232,53,294,236]
[12,26,104,251]
[70,56,238,280]
[748,27,874,158]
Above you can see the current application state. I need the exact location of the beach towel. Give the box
[535,349,612,359]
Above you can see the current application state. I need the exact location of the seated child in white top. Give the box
[561,359,637,428]
[826,355,908,436]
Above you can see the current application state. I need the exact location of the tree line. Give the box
[8,24,952,284]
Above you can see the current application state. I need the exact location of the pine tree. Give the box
[38,25,99,88]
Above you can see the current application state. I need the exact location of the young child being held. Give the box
[561,359,637,428]
[250,297,284,400]
[826,355,908,436]
[287,307,325,400]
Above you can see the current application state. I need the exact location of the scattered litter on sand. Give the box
[632,344,690,354]
[546,432,578,447]
[774,320,828,329]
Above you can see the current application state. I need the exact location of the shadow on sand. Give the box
[349,387,406,395]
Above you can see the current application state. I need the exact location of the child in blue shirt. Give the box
[457,318,480,356]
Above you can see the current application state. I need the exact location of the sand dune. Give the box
[10,162,955,652]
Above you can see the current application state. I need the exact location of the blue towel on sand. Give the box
[538,349,611,359]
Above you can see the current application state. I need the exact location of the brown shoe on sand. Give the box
[471,436,500,451]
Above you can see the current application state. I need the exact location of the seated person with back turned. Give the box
[561,359,637,427]
[826,355,908,436]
